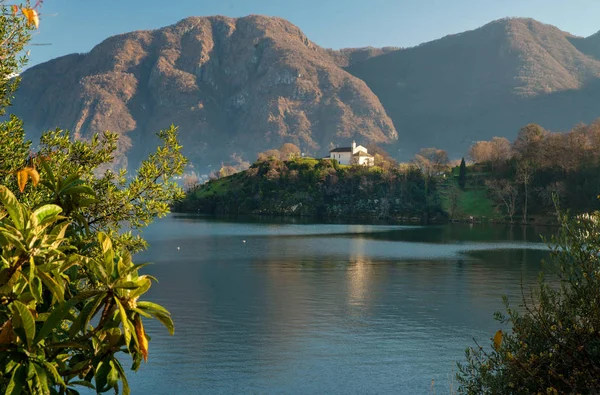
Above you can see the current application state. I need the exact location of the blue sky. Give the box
[26,0,600,68]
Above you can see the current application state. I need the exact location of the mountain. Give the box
[10,16,600,167]
[11,15,397,169]
[346,18,600,157]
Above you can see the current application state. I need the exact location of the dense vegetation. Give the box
[180,119,600,224]
[467,121,600,222]
[0,5,185,394]
[176,156,444,221]
[457,211,600,393]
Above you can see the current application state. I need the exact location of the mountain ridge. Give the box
[10,15,600,168]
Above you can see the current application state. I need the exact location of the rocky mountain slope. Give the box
[12,15,397,169]
[10,16,600,167]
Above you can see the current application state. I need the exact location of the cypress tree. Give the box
[458,157,467,189]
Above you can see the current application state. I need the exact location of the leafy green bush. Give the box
[0,4,186,393]
[457,211,600,393]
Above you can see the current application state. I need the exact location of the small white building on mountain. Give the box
[329,141,374,166]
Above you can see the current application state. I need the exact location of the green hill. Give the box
[174,157,444,220]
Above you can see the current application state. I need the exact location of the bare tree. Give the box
[414,147,449,176]
[183,172,200,192]
[486,179,518,222]
[490,137,512,165]
[447,184,462,219]
[513,123,547,166]
[517,161,534,223]
[469,141,493,163]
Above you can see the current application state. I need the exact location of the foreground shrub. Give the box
[457,211,600,393]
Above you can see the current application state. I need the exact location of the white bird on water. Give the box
[177,247,180,250]
[242,240,246,243]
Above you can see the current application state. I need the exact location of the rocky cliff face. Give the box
[13,15,397,169]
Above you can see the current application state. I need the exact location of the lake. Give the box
[123,215,553,394]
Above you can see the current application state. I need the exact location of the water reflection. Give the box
[114,216,554,394]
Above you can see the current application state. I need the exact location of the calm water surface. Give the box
[123,215,553,394]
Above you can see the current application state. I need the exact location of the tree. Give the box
[485,179,518,222]
[0,2,35,114]
[0,6,186,394]
[413,148,449,177]
[468,141,493,163]
[458,157,467,189]
[517,161,534,223]
[367,143,397,168]
[447,184,461,219]
[457,210,600,393]
[183,172,200,191]
[468,137,511,168]
[218,164,237,178]
[279,143,301,160]
[257,149,281,162]
[513,123,547,166]
[489,137,512,166]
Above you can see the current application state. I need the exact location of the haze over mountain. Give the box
[348,17,600,156]
[10,15,600,169]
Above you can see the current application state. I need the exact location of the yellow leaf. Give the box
[17,169,28,193]
[21,8,39,29]
[26,168,40,186]
[493,330,503,350]
[134,315,149,362]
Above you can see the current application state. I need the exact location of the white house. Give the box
[329,141,374,166]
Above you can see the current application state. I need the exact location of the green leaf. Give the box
[61,185,95,197]
[112,358,130,395]
[137,301,171,316]
[35,299,78,343]
[58,174,82,195]
[77,198,97,208]
[30,276,42,304]
[107,359,120,388]
[39,158,56,187]
[12,300,36,349]
[5,364,26,395]
[32,363,50,394]
[31,204,62,227]
[153,312,175,336]
[0,229,25,252]
[94,358,111,392]
[37,270,65,303]
[114,298,132,347]
[4,359,17,375]
[60,254,82,272]
[98,233,114,278]
[128,278,152,300]
[67,380,95,389]
[132,308,152,318]
[41,361,65,388]
[0,186,24,231]
[49,221,69,240]
[72,293,105,337]
[113,280,142,290]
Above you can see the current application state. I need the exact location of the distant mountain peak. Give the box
[12,15,397,169]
